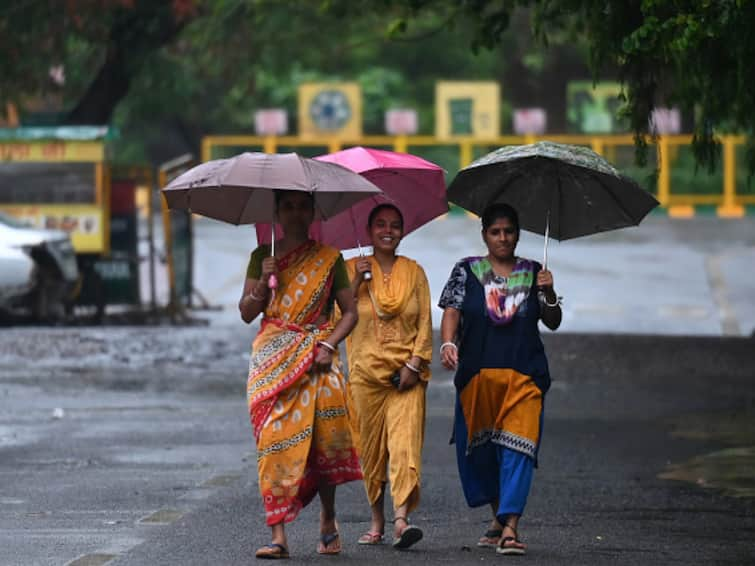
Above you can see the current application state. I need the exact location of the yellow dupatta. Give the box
[367,256,417,319]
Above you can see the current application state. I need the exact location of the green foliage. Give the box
[528,0,755,174]
[3,0,752,177]
[334,0,755,174]
[92,0,508,163]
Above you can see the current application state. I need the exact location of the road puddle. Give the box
[660,411,755,498]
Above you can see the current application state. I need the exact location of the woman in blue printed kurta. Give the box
[439,203,561,556]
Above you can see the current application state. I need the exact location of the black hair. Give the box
[367,203,404,229]
[481,202,520,233]
[274,190,315,210]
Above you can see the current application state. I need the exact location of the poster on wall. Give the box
[1,204,106,253]
[513,108,547,135]
[385,109,418,135]
[649,107,681,135]
[254,109,288,136]
[298,83,362,140]
[435,81,500,140]
[566,81,627,134]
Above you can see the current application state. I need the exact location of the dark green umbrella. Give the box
[447,141,659,266]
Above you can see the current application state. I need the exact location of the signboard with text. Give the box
[1,204,106,253]
[0,141,104,162]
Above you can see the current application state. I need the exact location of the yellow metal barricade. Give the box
[200,134,751,217]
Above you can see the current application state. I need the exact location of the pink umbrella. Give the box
[255,147,448,253]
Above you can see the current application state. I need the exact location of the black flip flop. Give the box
[392,524,423,549]
[317,532,341,555]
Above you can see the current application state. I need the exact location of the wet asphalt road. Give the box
[3,213,755,564]
[1,326,754,566]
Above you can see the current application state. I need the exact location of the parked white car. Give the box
[0,211,79,321]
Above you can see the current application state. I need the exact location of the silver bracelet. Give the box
[405,361,420,373]
[543,295,563,308]
[439,342,458,355]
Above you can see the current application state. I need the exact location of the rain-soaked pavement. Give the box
[1,214,754,565]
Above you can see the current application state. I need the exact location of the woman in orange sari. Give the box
[240,190,362,559]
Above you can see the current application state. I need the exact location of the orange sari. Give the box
[247,240,362,526]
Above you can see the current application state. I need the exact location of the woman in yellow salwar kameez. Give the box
[344,204,433,550]
[240,191,362,559]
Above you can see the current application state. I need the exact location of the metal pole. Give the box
[718,136,745,217]
[148,169,157,312]
[159,169,177,316]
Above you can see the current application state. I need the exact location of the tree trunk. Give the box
[63,2,193,125]
[64,46,131,125]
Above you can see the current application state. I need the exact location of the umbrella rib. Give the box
[237,187,260,225]
[315,195,330,221]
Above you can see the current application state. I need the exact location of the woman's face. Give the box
[368,207,403,254]
[276,192,314,235]
[482,216,519,261]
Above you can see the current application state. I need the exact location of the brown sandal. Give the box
[255,543,290,559]
[477,528,503,548]
[358,531,384,545]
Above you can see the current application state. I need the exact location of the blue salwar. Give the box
[454,397,534,517]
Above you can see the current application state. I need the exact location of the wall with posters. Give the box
[566,81,627,134]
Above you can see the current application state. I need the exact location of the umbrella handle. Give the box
[269,222,278,290]
[542,211,550,271]
[362,247,372,281]
[358,247,372,281]
[353,214,372,281]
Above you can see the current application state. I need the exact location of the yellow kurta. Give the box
[344,256,433,512]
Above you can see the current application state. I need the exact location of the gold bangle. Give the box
[248,288,266,302]
[317,340,336,353]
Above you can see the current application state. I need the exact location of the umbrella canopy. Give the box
[162,151,382,225]
[255,147,448,250]
[447,141,659,241]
